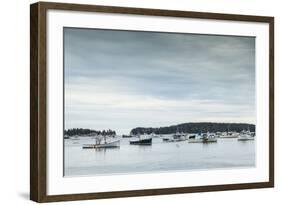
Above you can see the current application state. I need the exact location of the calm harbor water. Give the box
[64,137,255,176]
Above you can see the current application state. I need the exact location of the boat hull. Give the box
[163,138,185,142]
[83,140,120,149]
[238,137,254,141]
[162,138,170,142]
[130,138,152,145]
[188,138,217,143]
[219,136,238,139]
[238,133,254,141]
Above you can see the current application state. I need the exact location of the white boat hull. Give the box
[219,135,239,139]
[83,140,120,149]
[238,136,254,141]
[188,138,217,143]
[218,131,239,138]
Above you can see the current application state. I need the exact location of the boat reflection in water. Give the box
[64,131,255,176]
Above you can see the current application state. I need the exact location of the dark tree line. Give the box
[130,122,255,135]
[64,128,116,136]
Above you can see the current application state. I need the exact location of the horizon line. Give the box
[64,121,256,131]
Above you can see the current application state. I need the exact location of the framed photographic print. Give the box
[30,1,274,202]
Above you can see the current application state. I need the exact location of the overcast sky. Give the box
[64,27,255,134]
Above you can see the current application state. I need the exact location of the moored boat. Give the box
[238,130,254,141]
[122,134,132,138]
[82,135,120,149]
[130,135,152,145]
[188,132,217,143]
[162,136,172,142]
[172,133,187,142]
[162,129,187,142]
[219,131,239,138]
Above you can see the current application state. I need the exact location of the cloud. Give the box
[64,28,255,134]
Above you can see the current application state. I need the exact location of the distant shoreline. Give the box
[64,122,255,137]
[131,122,255,135]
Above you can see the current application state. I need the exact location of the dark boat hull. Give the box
[130,138,152,145]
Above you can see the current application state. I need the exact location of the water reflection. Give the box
[94,147,120,154]
[64,137,255,176]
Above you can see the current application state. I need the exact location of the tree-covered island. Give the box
[130,122,255,135]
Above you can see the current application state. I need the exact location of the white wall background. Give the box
[0,0,279,204]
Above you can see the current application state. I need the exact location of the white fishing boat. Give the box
[151,132,158,138]
[162,128,187,142]
[188,132,217,143]
[162,134,186,142]
[219,131,239,138]
[173,132,187,141]
[238,130,254,141]
[187,134,201,143]
[83,135,120,149]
